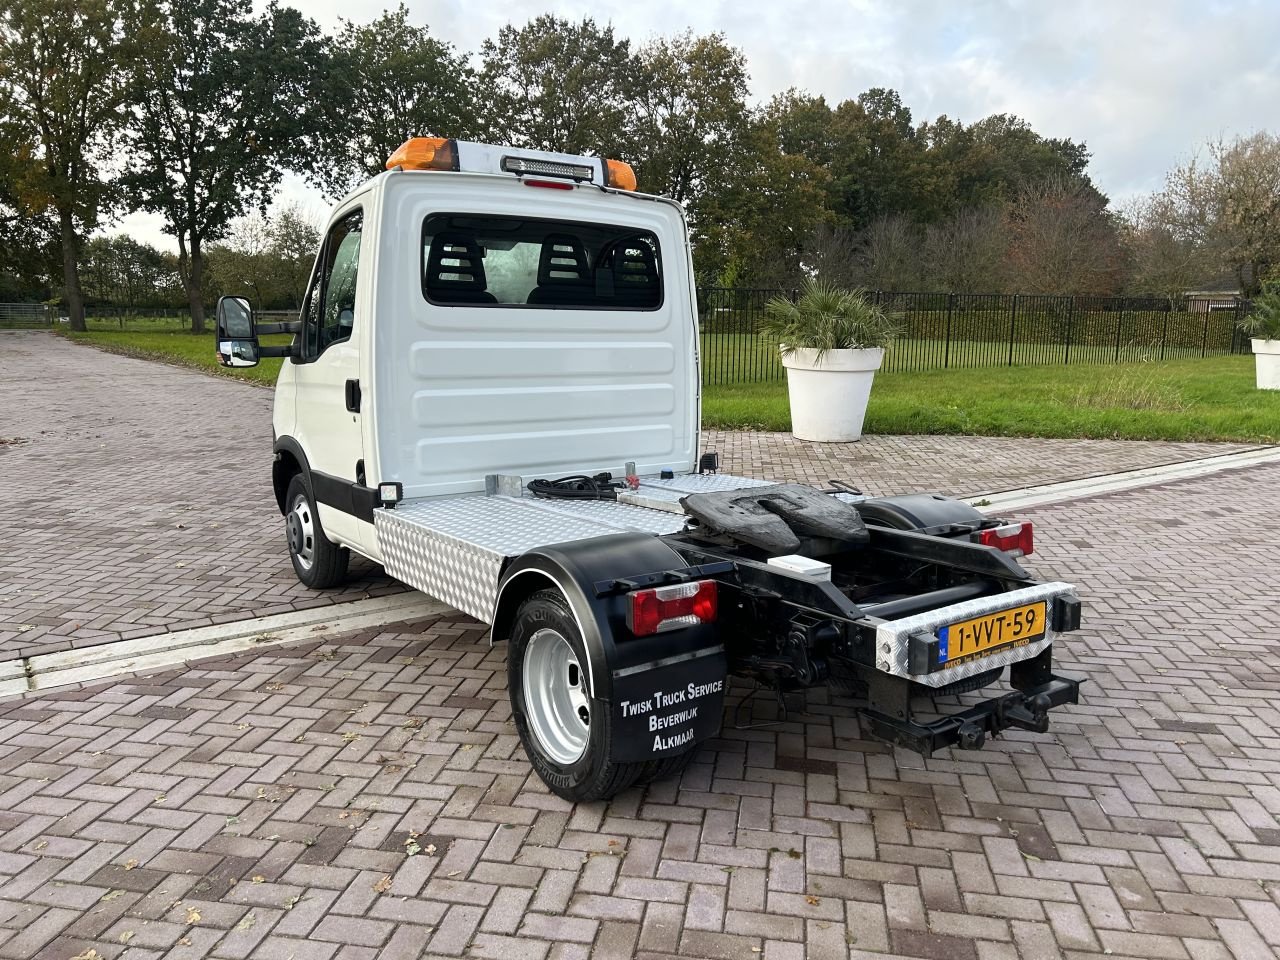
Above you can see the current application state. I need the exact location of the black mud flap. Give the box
[609,645,729,763]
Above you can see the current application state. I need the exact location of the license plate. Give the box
[939,601,1047,668]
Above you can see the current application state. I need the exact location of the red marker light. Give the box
[977,522,1034,556]
[627,581,718,636]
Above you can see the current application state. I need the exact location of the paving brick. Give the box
[2,342,1279,960]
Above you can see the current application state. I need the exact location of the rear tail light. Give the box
[627,581,718,636]
[976,522,1034,556]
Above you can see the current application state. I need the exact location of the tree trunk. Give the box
[59,208,86,332]
[187,235,205,333]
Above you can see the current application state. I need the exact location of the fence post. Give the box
[1200,306,1211,357]
[944,293,954,369]
[1114,298,1125,363]
[1007,295,1018,366]
[1160,299,1170,361]
[1063,296,1075,365]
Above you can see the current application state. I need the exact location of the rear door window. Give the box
[422,214,662,310]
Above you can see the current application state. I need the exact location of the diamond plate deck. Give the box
[374,474,767,622]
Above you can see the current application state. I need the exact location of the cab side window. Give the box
[302,209,363,358]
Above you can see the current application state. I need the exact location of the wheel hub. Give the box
[522,627,590,766]
[287,494,315,571]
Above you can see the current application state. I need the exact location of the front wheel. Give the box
[284,473,349,589]
[508,589,648,802]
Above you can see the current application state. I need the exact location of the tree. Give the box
[81,234,175,309]
[1120,197,1211,298]
[696,113,830,286]
[0,0,132,329]
[126,0,324,331]
[480,16,637,157]
[631,32,750,206]
[206,203,320,309]
[854,214,922,291]
[1004,177,1123,295]
[920,207,1010,293]
[1151,133,1280,296]
[308,5,478,197]
[269,204,321,309]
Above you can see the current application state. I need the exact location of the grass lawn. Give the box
[705,355,1280,442]
[62,329,1278,443]
[64,328,290,386]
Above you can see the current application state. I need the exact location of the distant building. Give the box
[1184,282,1242,313]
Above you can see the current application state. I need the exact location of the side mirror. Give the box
[215,296,259,367]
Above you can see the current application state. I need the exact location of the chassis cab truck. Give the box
[215,138,1084,801]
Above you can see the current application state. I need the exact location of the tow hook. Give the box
[957,721,986,750]
[995,691,1051,733]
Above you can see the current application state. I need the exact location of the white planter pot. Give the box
[780,347,884,442]
[1252,339,1280,390]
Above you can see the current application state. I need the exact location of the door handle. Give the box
[345,378,361,413]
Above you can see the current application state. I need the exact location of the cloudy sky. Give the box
[119,0,1280,248]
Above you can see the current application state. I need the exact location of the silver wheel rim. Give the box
[523,627,590,765]
[287,492,315,571]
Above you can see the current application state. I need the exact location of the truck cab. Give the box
[215,138,1084,801]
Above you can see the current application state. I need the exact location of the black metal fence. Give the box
[697,288,1252,385]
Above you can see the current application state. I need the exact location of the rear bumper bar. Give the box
[860,670,1084,756]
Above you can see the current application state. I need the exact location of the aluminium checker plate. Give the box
[872,580,1078,689]
[374,473,769,622]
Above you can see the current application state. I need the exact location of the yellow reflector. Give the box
[386,137,457,172]
[604,159,637,191]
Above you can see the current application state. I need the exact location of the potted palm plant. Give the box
[1238,282,1280,390]
[762,281,899,441]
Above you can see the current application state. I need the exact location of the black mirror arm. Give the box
[257,321,302,336]
[258,343,298,359]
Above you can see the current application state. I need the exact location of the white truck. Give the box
[215,137,1084,801]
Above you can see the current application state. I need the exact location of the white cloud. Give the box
[116,0,1278,249]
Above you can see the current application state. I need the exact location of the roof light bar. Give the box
[501,156,594,182]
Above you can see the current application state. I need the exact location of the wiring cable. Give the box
[526,473,625,501]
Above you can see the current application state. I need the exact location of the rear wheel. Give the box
[285,473,349,589]
[508,589,648,802]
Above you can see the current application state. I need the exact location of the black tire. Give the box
[508,589,647,802]
[284,473,349,589]
[635,748,698,786]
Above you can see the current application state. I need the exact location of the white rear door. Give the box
[368,174,699,500]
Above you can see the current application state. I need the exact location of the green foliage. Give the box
[760,281,899,357]
[0,0,134,327]
[703,356,1280,443]
[480,16,637,157]
[1238,283,1280,340]
[307,4,478,197]
[205,204,320,309]
[82,235,180,308]
[125,0,325,330]
[631,31,749,207]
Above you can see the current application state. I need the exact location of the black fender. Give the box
[492,533,728,764]
[855,492,986,533]
[272,436,311,515]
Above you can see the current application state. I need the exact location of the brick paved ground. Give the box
[0,459,1277,959]
[3,332,1259,664]
[0,333,404,662]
